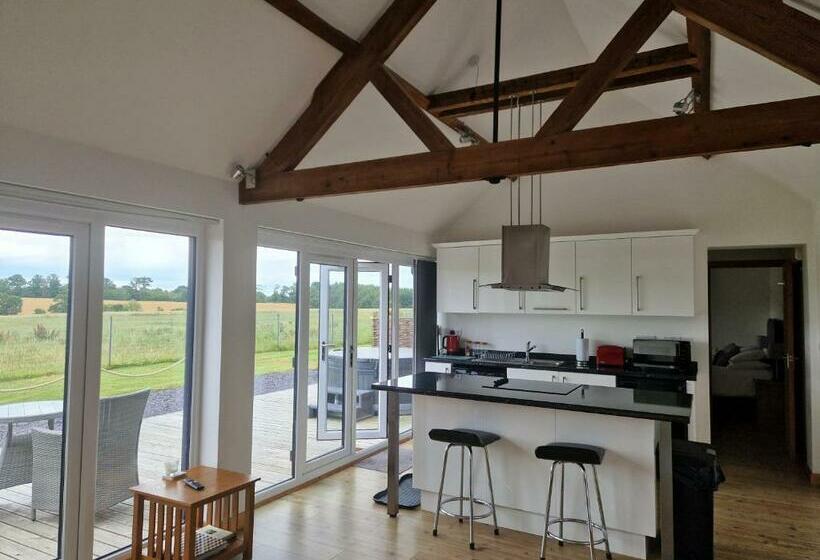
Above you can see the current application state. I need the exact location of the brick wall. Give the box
[371,315,414,348]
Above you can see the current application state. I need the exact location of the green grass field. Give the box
[0,306,410,405]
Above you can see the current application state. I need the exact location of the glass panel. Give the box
[93,227,192,557]
[355,266,387,446]
[253,247,297,490]
[306,263,346,462]
[398,265,414,433]
[0,228,72,559]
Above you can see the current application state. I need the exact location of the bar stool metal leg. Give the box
[559,462,565,546]
[540,461,558,560]
[580,465,596,560]
[459,445,465,523]
[468,446,475,549]
[432,443,453,536]
[592,465,613,560]
[483,446,499,535]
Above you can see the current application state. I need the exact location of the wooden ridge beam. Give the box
[239,95,820,203]
[427,44,698,119]
[673,0,820,85]
[257,0,435,175]
[686,20,711,112]
[371,69,452,151]
[537,0,673,137]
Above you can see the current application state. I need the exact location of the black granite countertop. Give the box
[425,352,698,381]
[373,372,691,424]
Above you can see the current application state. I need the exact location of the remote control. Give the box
[184,478,204,491]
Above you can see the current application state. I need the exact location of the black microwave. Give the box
[632,338,692,368]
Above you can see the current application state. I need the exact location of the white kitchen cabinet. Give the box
[631,236,695,316]
[506,368,553,382]
[436,246,479,313]
[478,244,524,314]
[506,368,617,387]
[425,361,452,373]
[555,371,617,387]
[575,238,632,315]
[526,241,576,314]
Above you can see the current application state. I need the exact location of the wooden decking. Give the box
[0,385,410,559]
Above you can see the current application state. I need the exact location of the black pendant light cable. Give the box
[492,0,502,144]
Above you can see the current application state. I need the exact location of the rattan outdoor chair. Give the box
[0,432,33,491]
[30,389,150,520]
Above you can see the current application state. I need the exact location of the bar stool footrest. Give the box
[546,518,608,546]
[438,497,494,520]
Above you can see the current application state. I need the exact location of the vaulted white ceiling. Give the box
[0,0,817,234]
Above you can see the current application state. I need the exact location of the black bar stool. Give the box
[429,428,500,549]
[535,443,612,560]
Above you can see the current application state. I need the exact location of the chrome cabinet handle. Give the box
[562,376,567,383]
[519,292,524,311]
[551,375,557,382]
[635,275,642,312]
[578,276,585,311]
[472,279,478,310]
[533,306,570,311]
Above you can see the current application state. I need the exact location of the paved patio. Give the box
[0,384,411,559]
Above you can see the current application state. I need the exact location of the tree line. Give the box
[256,283,413,308]
[0,274,188,315]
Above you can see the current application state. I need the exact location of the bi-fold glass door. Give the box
[299,254,354,471]
[0,214,90,560]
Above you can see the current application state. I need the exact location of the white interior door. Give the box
[356,262,389,440]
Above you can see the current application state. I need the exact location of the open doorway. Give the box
[708,247,806,473]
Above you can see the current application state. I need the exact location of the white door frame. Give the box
[0,213,91,560]
[355,262,389,440]
[296,253,355,476]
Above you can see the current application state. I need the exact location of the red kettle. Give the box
[442,331,462,355]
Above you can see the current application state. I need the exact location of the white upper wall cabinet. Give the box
[436,246,479,313]
[632,236,695,316]
[576,238,633,315]
[526,241,576,314]
[435,230,696,317]
[478,244,524,314]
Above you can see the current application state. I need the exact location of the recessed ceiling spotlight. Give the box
[230,164,247,182]
[230,164,256,189]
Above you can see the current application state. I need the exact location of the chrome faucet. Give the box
[525,341,537,363]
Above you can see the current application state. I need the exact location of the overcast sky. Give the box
[0,227,190,290]
[2,229,413,294]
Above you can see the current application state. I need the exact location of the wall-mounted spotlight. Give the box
[672,89,699,116]
[230,164,256,189]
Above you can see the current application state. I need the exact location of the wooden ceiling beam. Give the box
[257,0,435,176]
[537,0,673,137]
[239,95,820,203]
[262,0,357,53]
[264,0,481,148]
[686,20,711,112]
[673,0,820,85]
[371,68,453,151]
[427,44,698,119]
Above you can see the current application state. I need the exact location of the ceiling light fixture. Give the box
[231,164,256,189]
[673,89,699,116]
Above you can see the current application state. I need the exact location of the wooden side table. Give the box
[130,466,259,560]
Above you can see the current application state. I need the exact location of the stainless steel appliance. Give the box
[632,338,692,369]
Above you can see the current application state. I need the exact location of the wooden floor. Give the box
[0,385,410,559]
[253,438,820,560]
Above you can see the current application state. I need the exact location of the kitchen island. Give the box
[373,372,691,560]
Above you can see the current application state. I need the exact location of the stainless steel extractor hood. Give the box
[486,224,572,292]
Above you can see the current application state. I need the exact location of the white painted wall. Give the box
[0,124,433,475]
[435,155,820,466]
[709,267,783,351]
